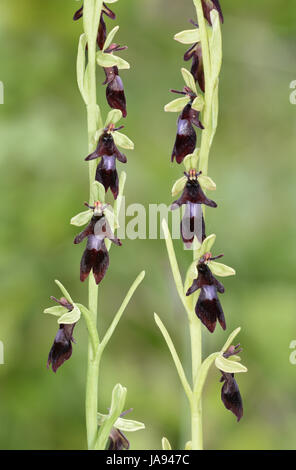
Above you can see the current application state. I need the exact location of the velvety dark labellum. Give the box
[201,0,224,26]
[47,323,76,373]
[186,260,226,333]
[104,67,127,118]
[180,202,206,245]
[171,104,204,164]
[184,43,205,93]
[220,372,243,422]
[108,428,130,450]
[74,214,121,285]
[85,130,127,199]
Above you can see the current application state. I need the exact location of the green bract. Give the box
[174,29,200,44]
[77,34,88,104]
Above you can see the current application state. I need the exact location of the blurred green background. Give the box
[0,0,296,450]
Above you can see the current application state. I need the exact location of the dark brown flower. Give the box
[184,42,205,93]
[103,66,127,118]
[47,297,76,373]
[171,103,204,164]
[201,0,224,26]
[73,3,116,50]
[220,372,243,422]
[108,428,130,450]
[85,127,127,200]
[186,253,226,332]
[74,202,122,285]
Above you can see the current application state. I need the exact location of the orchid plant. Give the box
[44,0,145,450]
[156,0,248,450]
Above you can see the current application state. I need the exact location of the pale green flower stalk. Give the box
[157,1,248,450]
[44,0,145,450]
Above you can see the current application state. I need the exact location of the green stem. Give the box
[188,0,216,450]
[84,0,103,450]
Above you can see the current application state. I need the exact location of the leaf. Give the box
[97,412,145,432]
[44,306,66,317]
[221,327,241,353]
[198,175,216,191]
[162,437,172,450]
[200,233,216,255]
[171,176,186,197]
[215,355,248,374]
[113,131,134,149]
[208,261,236,277]
[105,109,122,127]
[103,25,119,51]
[95,384,127,450]
[96,51,130,70]
[54,280,73,304]
[70,210,92,227]
[174,29,200,44]
[99,271,145,353]
[181,68,197,95]
[191,95,204,112]
[58,304,81,325]
[209,10,222,83]
[164,96,189,113]
[76,33,88,104]
[154,313,192,401]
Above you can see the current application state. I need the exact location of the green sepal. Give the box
[221,327,241,353]
[215,355,247,374]
[198,175,216,191]
[171,176,186,197]
[97,413,145,433]
[58,304,81,325]
[70,210,93,227]
[208,261,236,277]
[44,306,66,317]
[97,51,130,70]
[113,131,134,149]
[164,96,189,113]
[174,29,200,44]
